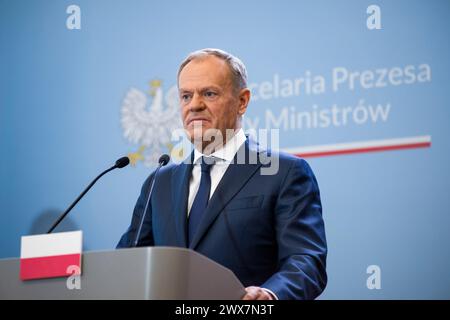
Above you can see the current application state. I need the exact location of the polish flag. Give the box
[20,231,82,281]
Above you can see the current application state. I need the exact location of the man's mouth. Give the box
[187,117,211,126]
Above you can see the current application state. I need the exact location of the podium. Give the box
[0,246,246,299]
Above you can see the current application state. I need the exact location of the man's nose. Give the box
[189,93,206,112]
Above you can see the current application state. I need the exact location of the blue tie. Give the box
[188,156,214,245]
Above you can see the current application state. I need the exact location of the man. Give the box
[117,48,327,300]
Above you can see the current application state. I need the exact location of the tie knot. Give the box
[200,156,214,173]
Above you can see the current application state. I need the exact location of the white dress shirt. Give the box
[187,128,247,216]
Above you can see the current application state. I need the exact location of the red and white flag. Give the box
[20,231,82,281]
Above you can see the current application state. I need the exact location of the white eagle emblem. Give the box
[121,80,183,166]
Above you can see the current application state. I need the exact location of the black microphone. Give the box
[47,156,130,233]
[132,154,170,247]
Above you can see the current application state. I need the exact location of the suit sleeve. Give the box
[116,173,155,248]
[262,158,327,300]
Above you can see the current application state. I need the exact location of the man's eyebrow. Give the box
[201,86,221,91]
[179,86,222,93]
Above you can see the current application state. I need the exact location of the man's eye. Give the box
[181,94,191,101]
[204,91,217,98]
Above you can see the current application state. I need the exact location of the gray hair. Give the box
[177,48,248,91]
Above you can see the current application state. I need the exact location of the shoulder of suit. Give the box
[260,147,309,165]
[158,162,179,175]
[259,148,316,180]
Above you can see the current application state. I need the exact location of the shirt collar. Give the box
[193,128,246,164]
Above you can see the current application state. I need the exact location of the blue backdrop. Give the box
[1,0,449,299]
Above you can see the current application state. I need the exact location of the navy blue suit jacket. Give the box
[117,139,327,299]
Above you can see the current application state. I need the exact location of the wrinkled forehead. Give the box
[178,56,234,90]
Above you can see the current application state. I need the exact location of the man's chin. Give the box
[185,128,227,153]
[186,127,221,140]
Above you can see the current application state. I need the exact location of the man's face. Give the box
[178,55,249,151]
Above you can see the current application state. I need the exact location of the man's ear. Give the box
[238,88,251,116]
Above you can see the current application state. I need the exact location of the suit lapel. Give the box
[171,157,193,248]
[189,139,263,250]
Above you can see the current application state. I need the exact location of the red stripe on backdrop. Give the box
[295,142,431,158]
[20,253,81,280]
